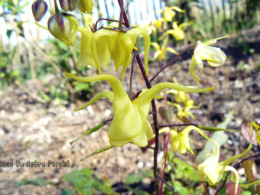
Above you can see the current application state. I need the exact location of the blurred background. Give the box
[0,0,260,194]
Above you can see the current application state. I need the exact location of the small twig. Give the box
[156,174,175,191]
[129,52,137,99]
[94,18,126,31]
[159,123,198,128]
[150,45,195,82]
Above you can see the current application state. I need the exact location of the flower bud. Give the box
[32,0,48,21]
[48,13,78,45]
[75,0,93,13]
[59,0,75,12]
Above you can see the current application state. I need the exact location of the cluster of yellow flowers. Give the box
[31,0,260,193]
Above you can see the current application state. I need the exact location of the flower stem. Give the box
[117,0,160,193]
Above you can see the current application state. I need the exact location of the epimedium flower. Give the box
[77,14,110,68]
[165,22,191,41]
[48,13,78,45]
[64,73,214,149]
[162,6,185,22]
[160,126,209,154]
[189,35,228,84]
[151,42,178,61]
[91,23,150,77]
[196,139,252,195]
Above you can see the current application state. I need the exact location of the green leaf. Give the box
[173,181,189,194]
[196,110,235,162]
[59,188,75,195]
[63,168,115,194]
[14,178,49,188]
[125,169,153,185]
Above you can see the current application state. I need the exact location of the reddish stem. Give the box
[150,45,195,82]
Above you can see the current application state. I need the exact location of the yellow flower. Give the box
[165,22,191,41]
[197,140,252,195]
[166,89,198,119]
[48,13,78,45]
[151,42,178,61]
[153,18,163,31]
[77,14,110,68]
[189,36,228,84]
[91,24,150,77]
[162,6,185,22]
[171,126,208,154]
[65,73,214,147]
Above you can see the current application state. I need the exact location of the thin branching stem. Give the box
[156,174,175,191]
[129,52,137,99]
[150,45,195,82]
[117,0,160,193]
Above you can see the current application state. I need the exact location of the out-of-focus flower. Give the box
[32,0,48,21]
[162,6,185,22]
[189,36,228,84]
[59,0,75,12]
[197,140,252,195]
[250,121,260,146]
[153,18,163,31]
[65,73,214,148]
[166,88,199,119]
[48,13,78,45]
[91,24,150,77]
[75,0,93,13]
[151,42,178,61]
[165,22,191,41]
[77,14,110,68]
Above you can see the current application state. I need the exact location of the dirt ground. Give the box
[1,29,260,194]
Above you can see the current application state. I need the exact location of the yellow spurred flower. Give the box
[77,14,110,68]
[162,6,185,22]
[165,22,191,41]
[65,73,214,148]
[91,24,150,77]
[189,35,228,84]
[151,42,178,61]
[197,140,252,195]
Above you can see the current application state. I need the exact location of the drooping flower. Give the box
[151,42,178,61]
[48,13,78,45]
[196,140,252,195]
[162,6,185,22]
[91,24,150,77]
[165,22,191,41]
[166,87,199,119]
[65,73,214,148]
[77,14,110,68]
[161,126,209,154]
[189,36,228,84]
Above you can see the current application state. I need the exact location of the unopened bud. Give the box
[32,0,48,21]
[59,0,75,12]
[75,0,93,13]
[48,13,78,45]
